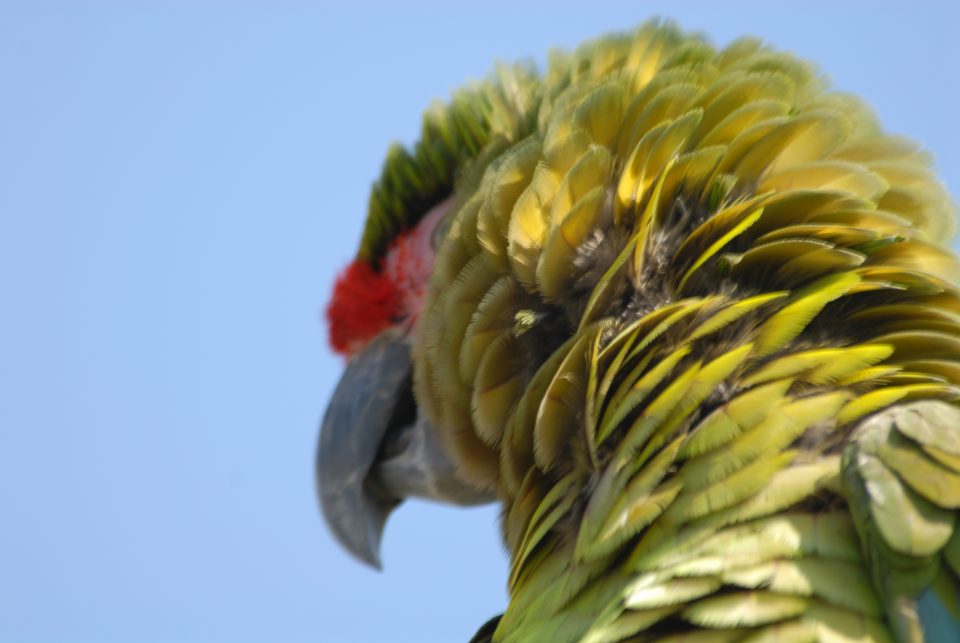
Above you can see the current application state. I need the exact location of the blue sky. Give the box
[1,3,958,642]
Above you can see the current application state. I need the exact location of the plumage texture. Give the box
[362,21,960,641]
[358,64,540,263]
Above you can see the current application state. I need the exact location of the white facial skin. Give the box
[381,197,451,327]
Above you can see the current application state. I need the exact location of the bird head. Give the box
[314,22,958,609]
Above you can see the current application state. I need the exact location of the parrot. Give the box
[317,20,960,643]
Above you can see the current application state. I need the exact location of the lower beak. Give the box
[316,330,494,569]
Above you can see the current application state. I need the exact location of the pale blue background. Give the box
[1,3,958,642]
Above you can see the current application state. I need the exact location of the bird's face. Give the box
[315,55,540,571]
[319,197,494,568]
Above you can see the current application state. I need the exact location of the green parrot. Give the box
[318,20,960,642]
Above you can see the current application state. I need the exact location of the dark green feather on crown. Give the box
[358,64,542,264]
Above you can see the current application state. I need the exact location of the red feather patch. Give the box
[326,198,449,357]
[326,259,400,356]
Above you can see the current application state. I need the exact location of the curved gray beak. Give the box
[316,330,494,569]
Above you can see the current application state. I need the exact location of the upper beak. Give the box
[316,330,494,569]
